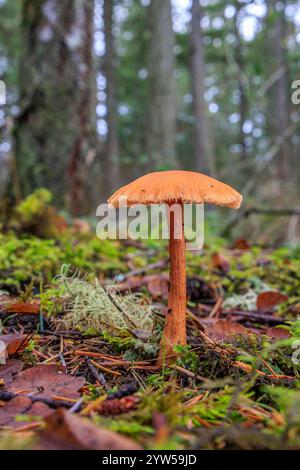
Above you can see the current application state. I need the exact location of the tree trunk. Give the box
[267,0,290,179]
[233,2,248,163]
[148,0,177,169]
[103,0,120,194]
[190,0,213,174]
[13,0,96,213]
[67,0,96,215]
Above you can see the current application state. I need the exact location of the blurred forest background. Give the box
[0,0,300,242]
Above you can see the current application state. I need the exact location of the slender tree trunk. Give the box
[268,0,290,179]
[103,0,119,193]
[14,0,96,213]
[233,2,247,163]
[68,0,96,215]
[148,0,177,169]
[190,0,213,174]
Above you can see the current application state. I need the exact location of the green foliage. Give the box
[0,230,126,290]
[0,434,33,451]
[95,416,154,439]
[174,345,200,373]
[137,387,187,426]
[39,282,66,316]
[0,233,63,289]
[287,320,300,338]
[187,387,237,425]
[15,188,52,223]
[263,384,300,441]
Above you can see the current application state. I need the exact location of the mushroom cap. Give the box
[108,170,242,209]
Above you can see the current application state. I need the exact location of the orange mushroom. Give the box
[108,170,242,363]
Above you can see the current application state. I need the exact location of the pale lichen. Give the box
[55,268,155,334]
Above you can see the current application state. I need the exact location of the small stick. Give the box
[59,353,67,368]
[101,284,139,329]
[89,358,121,377]
[74,350,126,361]
[196,304,283,324]
[41,329,104,340]
[119,260,167,280]
[42,350,75,364]
[13,422,43,433]
[170,364,206,382]
[185,393,207,407]
[85,358,111,388]
[51,395,78,403]
[255,353,279,379]
[68,397,84,413]
[15,321,38,354]
[0,391,78,408]
[208,297,223,318]
[33,349,49,360]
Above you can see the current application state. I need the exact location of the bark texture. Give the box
[14,0,96,212]
[103,0,120,194]
[268,0,291,179]
[190,0,213,174]
[148,0,177,169]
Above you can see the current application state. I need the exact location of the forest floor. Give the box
[0,190,300,450]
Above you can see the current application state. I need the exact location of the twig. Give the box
[15,321,38,355]
[41,329,106,342]
[170,364,206,382]
[195,305,284,325]
[74,350,123,361]
[89,358,121,377]
[85,357,110,389]
[59,353,67,368]
[221,121,299,237]
[106,382,138,400]
[0,391,78,408]
[68,397,84,413]
[245,207,300,217]
[208,297,223,318]
[223,309,284,324]
[255,353,279,379]
[118,260,167,280]
[101,284,139,329]
[197,330,295,381]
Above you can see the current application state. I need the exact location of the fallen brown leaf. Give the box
[118,273,170,299]
[0,359,24,385]
[0,396,32,428]
[205,320,249,342]
[5,302,40,315]
[35,408,142,450]
[7,364,85,400]
[257,291,288,311]
[0,334,28,356]
[0,396,52,429]
[28,401,54,418]
[117,275,144,292]
[266,326,291,340]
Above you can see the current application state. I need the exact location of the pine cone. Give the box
[100,395,139,416]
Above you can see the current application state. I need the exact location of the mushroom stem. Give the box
[158,203,186,363]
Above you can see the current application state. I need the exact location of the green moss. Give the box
[15,188,52,223]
